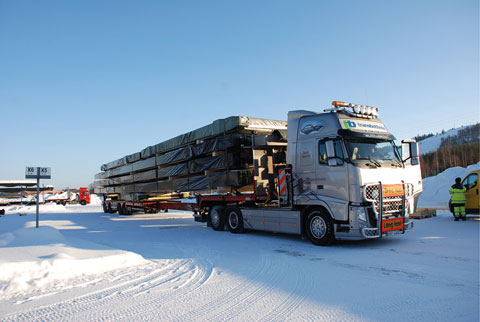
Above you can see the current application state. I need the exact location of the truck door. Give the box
[315,139,349,221]
[463,172,479,211]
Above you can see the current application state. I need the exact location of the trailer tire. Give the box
[102,202,108,213]
[80,200,87,206]
[226,206,244,233]
[209,205,225,231]
[305,208,335,246]
[123,204,132,215]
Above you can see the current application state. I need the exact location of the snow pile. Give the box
[0,221,146,299]
[417,161,480,208]
[6,203,67,215]
[43,191,70,202]
[89,193,103,205]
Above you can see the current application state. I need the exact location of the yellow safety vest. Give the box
[449,186,466,203]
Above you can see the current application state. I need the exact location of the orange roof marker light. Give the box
[327,100,379,119]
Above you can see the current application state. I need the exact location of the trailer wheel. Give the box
[209,205,225,231]
[102,202,108,213]
[123,204,132,215]
[305,208,335,246]
[80,200,87,206]
[226,206,244,233]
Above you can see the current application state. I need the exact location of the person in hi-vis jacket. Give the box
[449,177,467,221]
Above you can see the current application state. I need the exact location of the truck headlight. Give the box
[357,207,367,222]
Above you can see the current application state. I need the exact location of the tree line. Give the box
[419,124,479,178]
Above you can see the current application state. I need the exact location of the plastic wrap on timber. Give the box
[156,146,193,166]
[94,172,107,180]
[100,116,286,171]
[132,157,157,172]
[133,169,157,182]
[188,154,233,175]
[109,175,134,185]
[157,163,189,179]
[151,116,285,156]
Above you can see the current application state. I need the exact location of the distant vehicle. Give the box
[448,170,479,216]
[45,187,91,206]
[463,170,479,214]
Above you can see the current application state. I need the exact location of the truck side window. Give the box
[334,140,345,165]
[318,142,328,165]
[318,140,344,165]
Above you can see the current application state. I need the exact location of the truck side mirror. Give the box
[325,140,338,166]
[401,140,420,165]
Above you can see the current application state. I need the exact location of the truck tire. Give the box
[80,200,87,206]
[117,203,123,215]
[209,205,225,231]
[102,202,108,213]
[305,208,335,246]
[123,204,132,215]
[226,206,245,233]
[108,203,115,214]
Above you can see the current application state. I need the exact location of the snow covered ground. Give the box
[0,175,478,321]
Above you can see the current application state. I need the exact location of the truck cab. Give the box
[286,101,422,243]
[78,187,91,205]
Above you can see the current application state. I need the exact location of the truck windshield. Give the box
[345,139,402,166]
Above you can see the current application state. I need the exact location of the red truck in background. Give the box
[45,187,91,205]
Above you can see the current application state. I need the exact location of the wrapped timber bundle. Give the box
[93,116,287,201]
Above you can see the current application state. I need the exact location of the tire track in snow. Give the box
[259,260,314,322]
[177,252,274,322]
[2,259,196,322]
[78,257,213,322]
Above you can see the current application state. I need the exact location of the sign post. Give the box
[25,167,51,228]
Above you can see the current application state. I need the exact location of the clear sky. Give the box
[1,0,478,189]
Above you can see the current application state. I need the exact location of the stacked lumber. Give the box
[92,116,287,201]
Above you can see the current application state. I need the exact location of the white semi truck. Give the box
[100,101,423,245]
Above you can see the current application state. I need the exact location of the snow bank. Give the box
[6,203,67,215]
[0,224,146,299]
[89,194,103,205]
[417,161,480,208]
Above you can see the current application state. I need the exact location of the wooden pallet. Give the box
[410,208,437,219]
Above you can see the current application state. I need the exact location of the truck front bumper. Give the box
[360,218,414,239]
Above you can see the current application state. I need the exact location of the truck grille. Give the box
[364,183,411,217]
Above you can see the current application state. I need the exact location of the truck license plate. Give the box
[382,218,404,232]
[382,184,404,197]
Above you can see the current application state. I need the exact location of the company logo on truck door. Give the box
[341,119,388,133]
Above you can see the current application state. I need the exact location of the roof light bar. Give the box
[329,100,379,119]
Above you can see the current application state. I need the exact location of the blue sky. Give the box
[1,0,478,189]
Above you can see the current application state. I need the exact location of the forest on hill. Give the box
[417,124,479,178]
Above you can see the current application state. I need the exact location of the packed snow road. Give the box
[0,204,478,322]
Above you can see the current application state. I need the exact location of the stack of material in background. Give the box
[92,116,287,201]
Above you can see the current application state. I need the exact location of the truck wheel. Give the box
[102,202,108,213]
[123,204,132,215]
[209,205,225,231]
[80,200,87,206]
[117,203,123,215]
[108,203,115,214]
[226,206,244,233]
[305,208,335,246]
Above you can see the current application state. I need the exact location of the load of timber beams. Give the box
[92,116,287,201]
